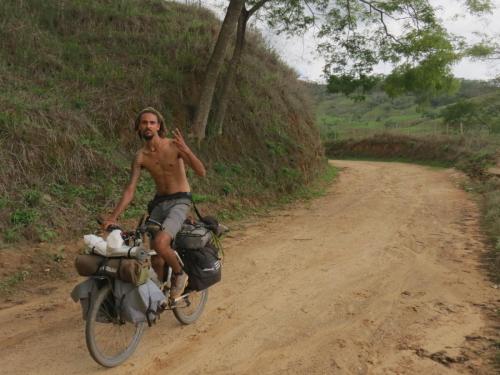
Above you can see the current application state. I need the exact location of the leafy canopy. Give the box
[441,96,500,133]
[256,0,491,100]
[441,100,481,127]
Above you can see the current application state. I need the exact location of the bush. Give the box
[10,209,39,226]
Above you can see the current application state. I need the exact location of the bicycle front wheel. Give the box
[173,289,208,325]
[85,284,145,367]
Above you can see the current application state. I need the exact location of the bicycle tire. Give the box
[173,289,208,325]
[85,284,145,367]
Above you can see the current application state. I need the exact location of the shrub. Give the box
[10,209,39,226]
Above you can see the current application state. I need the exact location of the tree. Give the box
[193,0,492,140]
[262,0,465,101]
[441,100,494,134]
[192,0,271,139]
[191,0,245,141]
[467,41,499,60]
[212,1,270,135]
[442,101,479,129]
[454,3,498,74]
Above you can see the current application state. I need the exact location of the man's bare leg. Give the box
[151,255,165,282]
[153,232,188,298]
[153,232,182,274]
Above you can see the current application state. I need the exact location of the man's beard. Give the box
[142,131,153,140]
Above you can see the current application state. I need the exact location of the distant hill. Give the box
[0,0,324,242]
[309,80,500,140]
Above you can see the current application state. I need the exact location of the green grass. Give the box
[311,80,500,141]
[460,173,500,375]
[469,178,500,278]
[0,270,31,295]
[0,0,324,245]
[283,163,338,200]
[214,163,338,222]
[10,209,39,226]
[3,227,21,243]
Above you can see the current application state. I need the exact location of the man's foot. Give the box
[158,299,168,313]
[170,271,189,300]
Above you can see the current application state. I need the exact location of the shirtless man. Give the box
[102,107,206,299]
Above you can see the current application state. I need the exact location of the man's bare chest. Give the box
[142,148,179,174]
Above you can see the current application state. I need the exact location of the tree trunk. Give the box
[211,8,249,136]
[191,0,245,141]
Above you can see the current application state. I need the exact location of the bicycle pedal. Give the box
[170,293,189,305]
[161,281,169,292]
[157,301,168,313]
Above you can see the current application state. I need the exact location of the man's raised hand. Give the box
[173,128,191,155]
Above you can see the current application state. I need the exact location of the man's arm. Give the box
[102,153,142,229]
[173,128,206,177]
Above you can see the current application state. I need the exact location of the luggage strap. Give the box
[145,296,157,327]
[192,201,203,220]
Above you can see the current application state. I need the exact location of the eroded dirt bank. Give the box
[1,160,498,374]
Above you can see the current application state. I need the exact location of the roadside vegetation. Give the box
[311,80,500,141]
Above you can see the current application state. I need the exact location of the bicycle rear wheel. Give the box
[85,284,145,367]
[173,289,208,325]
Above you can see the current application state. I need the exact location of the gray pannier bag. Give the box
[113,279,164,324]
[71,278,164,324]
[71,278,99,320]
[174,223,212,249]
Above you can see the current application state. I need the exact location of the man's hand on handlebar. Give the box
[99,217,120,232]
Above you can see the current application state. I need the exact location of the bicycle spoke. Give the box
[86,285,145,367]
[173,289,208,325]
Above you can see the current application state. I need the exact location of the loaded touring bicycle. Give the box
[71,212,225,367]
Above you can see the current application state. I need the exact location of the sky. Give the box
[200,0,500,82]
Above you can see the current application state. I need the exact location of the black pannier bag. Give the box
[174,223,212,249]
[179,243,221,291]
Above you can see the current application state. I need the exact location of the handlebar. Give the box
[96,218,122,232]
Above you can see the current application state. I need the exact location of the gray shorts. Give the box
[149,198,192,239]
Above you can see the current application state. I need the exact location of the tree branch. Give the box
[357,0,410,21]
[347,0,354,31]
[303,0,318,27]
[406,3,421,30]
[248,0,270,17]
[346,0,356,43]
[357,0,402,44]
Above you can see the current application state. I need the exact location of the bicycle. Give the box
[84,217,219,367]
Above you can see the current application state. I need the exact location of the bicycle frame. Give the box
[82,216,211,367]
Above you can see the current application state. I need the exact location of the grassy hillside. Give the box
[311,80,500,140]
[0,0,325,244]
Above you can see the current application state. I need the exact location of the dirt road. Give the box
[1,160,498,374]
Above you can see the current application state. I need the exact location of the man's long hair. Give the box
[134,107,167,139]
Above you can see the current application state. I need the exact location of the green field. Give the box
[310,80,500,141]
